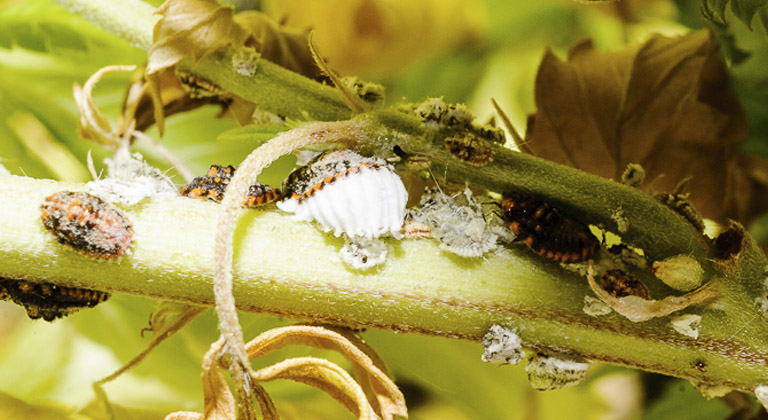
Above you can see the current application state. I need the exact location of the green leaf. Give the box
[731,0,768,29]
[0,390,75,420]
[365,330,602,420]
[0,0,144,64]
[216,124,287,146]
[641,380,731,420]
[700,0,768,33]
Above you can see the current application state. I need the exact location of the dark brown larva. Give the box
[179,164,280,207]
[598,269,650,300]
[444,133,494,166]
[655,193,705,233]
[0,278,110,322]
[501,192,599,263]
[41,191,133,259]
[281,151,384,202]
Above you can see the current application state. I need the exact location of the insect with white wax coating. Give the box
[277,150,409,269]
[278,149,408,240]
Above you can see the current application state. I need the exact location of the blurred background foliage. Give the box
[0,0,767,418]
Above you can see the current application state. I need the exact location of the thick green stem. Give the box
[181,51,352,122]
[356,110,713,267]
[1,174,768,394]
[39,0,768,399]
[53,0,157,50]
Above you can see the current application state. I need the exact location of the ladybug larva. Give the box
[0,278,109,322]
[501,191,598,263]
[40,191,133,259]
[179,164,280,207]
[278,150,408,240]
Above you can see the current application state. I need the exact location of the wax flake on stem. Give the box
[525,353,589,391]
[481,325,524,365]
[407,187,500,258]
[86,145,178,206]
[670,314,702,339]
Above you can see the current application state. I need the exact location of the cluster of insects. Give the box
[179,164,280,207]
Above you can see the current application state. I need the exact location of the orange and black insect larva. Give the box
[41,191,133,259]
[179,164,280,207]
[501,192,599,263]
[0,278,110,322]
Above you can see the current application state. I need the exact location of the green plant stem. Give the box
[2,174,768,394]
[182,50,351,122]
[52,0,352,122]
[49,0,712,268]
[42,0,768,398]
[53,0,157,50]
[357,110,714,267]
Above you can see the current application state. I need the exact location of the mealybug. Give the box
[501,192,598,262]
[41,191,133,259]
[179,164,280,207]
[0,278,110,322]
[278,150,408,239]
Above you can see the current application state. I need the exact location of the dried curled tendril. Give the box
[164,325,407,420]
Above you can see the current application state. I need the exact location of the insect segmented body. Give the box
[0,278,110,322]
[180,164,235,201]
[501,192,598,262]
[41,191,133,259]
[278,150,408,239]
[179,164,280,207]
[598,269,650,299]
[655,193,705,233]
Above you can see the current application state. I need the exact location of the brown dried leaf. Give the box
[245,325,408,420]
[141,1,323,131]
[166,338,278,420]
[148,0,321,78]
[175,325,407,420]
[524,30,768,224]
[253,357,376,419]
[234,12,322,80]
[147,0,248,75]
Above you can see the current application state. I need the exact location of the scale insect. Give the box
[501,191,598,262]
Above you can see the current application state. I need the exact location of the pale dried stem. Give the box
[213,120,363,416]
[587,270,721,322]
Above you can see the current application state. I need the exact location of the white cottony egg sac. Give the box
[277,150,408,240]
